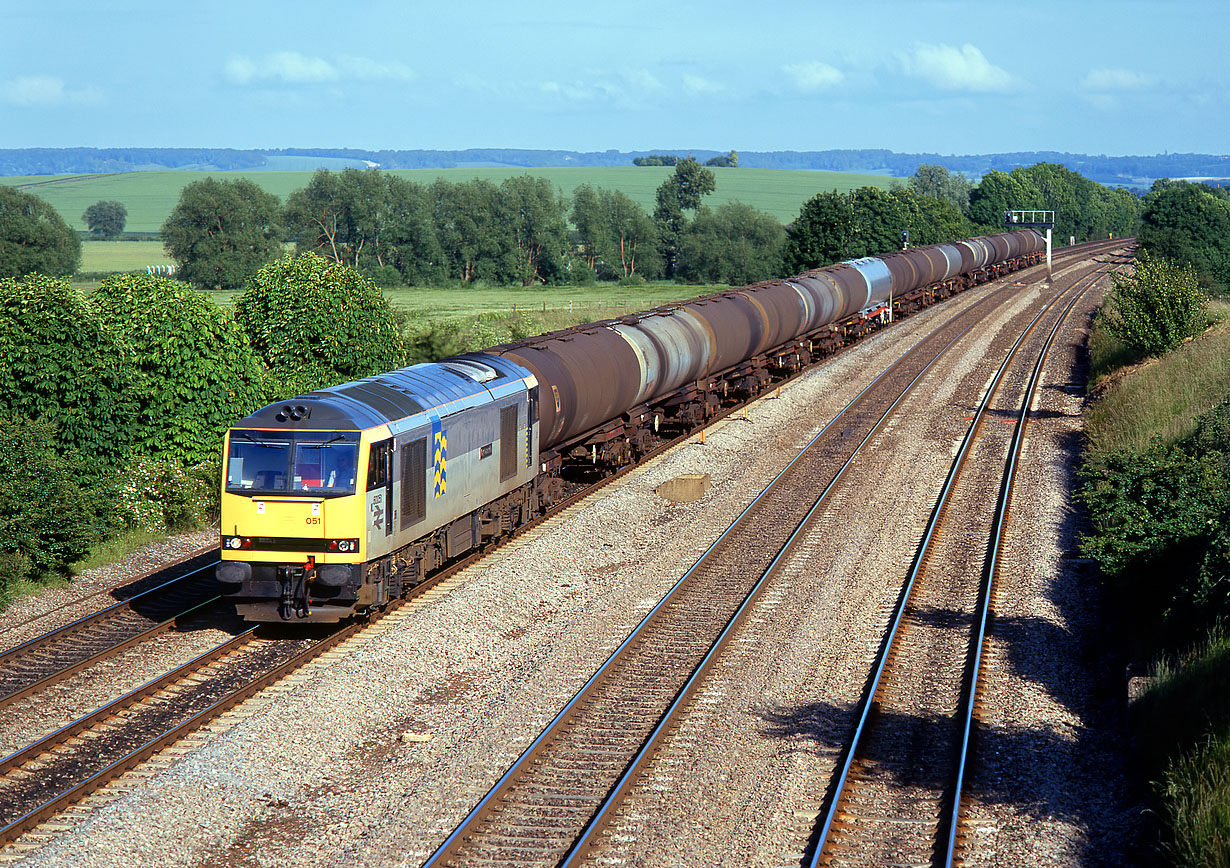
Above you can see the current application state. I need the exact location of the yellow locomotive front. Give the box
[218,427,372,621]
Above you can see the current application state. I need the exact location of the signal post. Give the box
[1005,209,1055,279]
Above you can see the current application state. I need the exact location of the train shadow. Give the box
[114,549,252,637]
[758,686,1146,866]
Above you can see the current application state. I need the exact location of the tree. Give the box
[161,178,282,290]
[498,175,569,286]
[82,200,127,239]
[678,201,784,285]
[382,176,443,285]
[847,186,907,258]
[0,186,80,278]
[968,170,1043,230]
[285,168,402,272]
[90,273,266,466]
[284,169,348,264]
[705,150,739,168]
[1101,250,1207,357]
[1138,181,1230,290]
[234,253,404,397]
[633,155,679,166]
[894,188,972,247]
[0,274,136,470]
[784,191,856,271]
[653,157,716,277]
[908,164,971,215]
[0,414,107,587]
[571,185,660,280]
[430,178,505,283]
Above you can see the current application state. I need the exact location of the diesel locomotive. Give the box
[217,229,1045,621]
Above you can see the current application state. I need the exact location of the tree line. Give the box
[151,160,1141,294]
[156,159,790,291]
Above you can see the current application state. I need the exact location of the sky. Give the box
[1,0,1224,157]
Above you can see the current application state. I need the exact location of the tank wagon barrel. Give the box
[215,227,1043,622]
[484,229,1043,452]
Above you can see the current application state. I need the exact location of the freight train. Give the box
[217,230,1045,621]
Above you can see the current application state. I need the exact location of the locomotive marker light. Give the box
[1006,209,1055,279]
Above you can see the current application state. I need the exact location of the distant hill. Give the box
[3,147,1228,189]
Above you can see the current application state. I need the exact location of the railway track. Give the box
[0,240,1121,854]
[808,257,1122,868]
[0,565,229,710]
[419,247,1123,868]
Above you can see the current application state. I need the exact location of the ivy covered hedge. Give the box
[0,254,409,601]
[0,274,137,472]
[235,252,405,397]
[91,273,266,466]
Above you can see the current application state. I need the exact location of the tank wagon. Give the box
[217,230,1043,621]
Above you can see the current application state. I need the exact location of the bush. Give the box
[359,264,404,288]
[1103,251,1208,356]
[115,455,215,533]
[235,252,404,397]
[0,415,109,584]
[567,260,597,286]
[1079,443,1225,582]
[0,273,137,471]
[91,273,266,466]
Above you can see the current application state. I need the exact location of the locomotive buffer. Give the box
[1005,209,1055,278]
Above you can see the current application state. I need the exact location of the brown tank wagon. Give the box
[487,229,1045,456]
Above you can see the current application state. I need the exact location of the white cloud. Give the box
[536,69,665,106]
[784,61,844,92]
[337,56,415,82]
[899,43,1016,93]
[682,73,724,96]
[225,52,413,85]
[1,75,102,107]
[1081,67,1155,92]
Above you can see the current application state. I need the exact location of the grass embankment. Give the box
[1087,300,1230,451]
[1084,300,1230,865]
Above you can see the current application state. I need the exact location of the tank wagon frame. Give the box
[217,230,1044,622]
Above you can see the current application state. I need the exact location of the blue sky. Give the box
[2,0,1223,156]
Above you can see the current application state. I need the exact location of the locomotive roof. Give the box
[236,354,533,431]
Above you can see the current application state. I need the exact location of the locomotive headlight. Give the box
[225,536,242,549]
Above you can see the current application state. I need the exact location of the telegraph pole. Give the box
[1005,209,1056,279]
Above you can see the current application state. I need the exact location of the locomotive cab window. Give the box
[367,440,392,491]
[225,431,360,496]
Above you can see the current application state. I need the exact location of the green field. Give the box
[79,239,173,273]
[2,167,894,233]
[205,281,716,316]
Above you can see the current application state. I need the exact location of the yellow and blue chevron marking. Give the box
[431,416,446,497]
